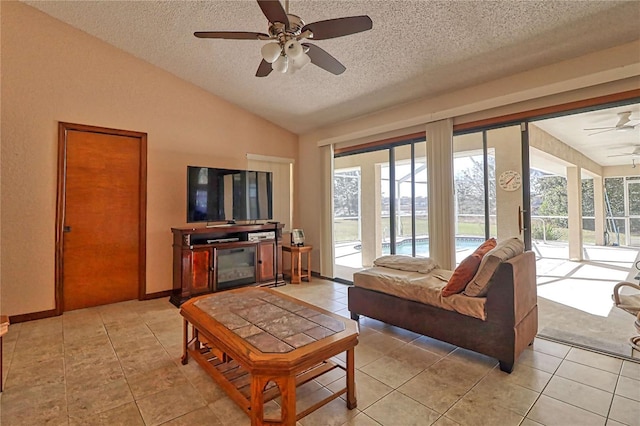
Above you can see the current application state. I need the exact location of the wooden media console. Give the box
[170,223,283,306]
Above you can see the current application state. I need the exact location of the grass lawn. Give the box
[334,217,493,243]
[336,217,627,246]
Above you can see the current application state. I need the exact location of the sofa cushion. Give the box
[441,238,496,297]
[373,255,439,274]
[353,267,487,320]
[464,237,525,297]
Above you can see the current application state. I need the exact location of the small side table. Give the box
[282,245,312,284]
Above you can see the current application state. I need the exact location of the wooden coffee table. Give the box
[180,287,359,425]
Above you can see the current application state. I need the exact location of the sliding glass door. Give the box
[453,132,495,263]
[452,124,530,262]
[334,149,388,280]
[333,139,428,281]
[387,143,429,257]
[333,124,529,281]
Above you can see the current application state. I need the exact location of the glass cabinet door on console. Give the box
[185,247,213,296]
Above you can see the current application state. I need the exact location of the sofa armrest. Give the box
[485,251,537,325]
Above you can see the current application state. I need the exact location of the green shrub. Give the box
[532,222,562,241]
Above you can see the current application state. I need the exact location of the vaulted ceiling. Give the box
[19,1,640,170]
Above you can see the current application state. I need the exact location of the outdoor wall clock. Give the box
[498,170,522,191]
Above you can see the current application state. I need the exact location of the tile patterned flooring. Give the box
[1,279,639,426]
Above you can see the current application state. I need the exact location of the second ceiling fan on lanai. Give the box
[194,0,373,76]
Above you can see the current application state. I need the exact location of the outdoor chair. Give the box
[612,281,640,352]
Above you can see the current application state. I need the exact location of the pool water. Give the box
[382,237,484,255]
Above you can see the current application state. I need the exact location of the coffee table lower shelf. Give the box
[186,341,353,424]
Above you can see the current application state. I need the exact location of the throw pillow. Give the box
[464,237,525,297]
[472,238,498,257]
[441,238,496,297]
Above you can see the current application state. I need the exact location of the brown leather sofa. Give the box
[348,251,538,373]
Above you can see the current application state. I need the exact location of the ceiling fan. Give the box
[584,111,639,136]
[607,145,640,158]
[194,0,372,77]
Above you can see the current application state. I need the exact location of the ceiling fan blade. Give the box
[302,43,346,75]
[194,31,269,40]
[257,0,289,26]
[302,16,372,40]
[256,59,273,77]
[608,153,636,157]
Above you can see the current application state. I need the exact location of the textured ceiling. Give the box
[24,0,640,135]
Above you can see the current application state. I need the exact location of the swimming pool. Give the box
[380,237,484,255]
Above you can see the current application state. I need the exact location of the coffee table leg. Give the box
[277,375,297,425]
[347,347,357,409]
[250,376,267,426]
[251,375,296,426]
[181,318,189,365]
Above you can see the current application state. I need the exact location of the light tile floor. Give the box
[1,279,639,425]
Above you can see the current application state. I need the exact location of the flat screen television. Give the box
[187,166,273,223]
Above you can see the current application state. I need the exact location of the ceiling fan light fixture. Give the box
[284,39,304,59]
[272,55,289,73]
[293,52,311,70]
[261,42,282,63]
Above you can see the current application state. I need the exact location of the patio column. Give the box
[593,176,605,245]
[567,166,583,260]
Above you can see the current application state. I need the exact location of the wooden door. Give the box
[56,123,146,312]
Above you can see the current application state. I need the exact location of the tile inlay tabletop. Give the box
[193,289,345,353]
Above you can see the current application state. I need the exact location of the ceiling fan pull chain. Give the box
[285,0,289,15]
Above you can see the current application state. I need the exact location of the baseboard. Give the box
[316,273,352,285]
[9,293,172,323]
[331,276,353,285]
[9,308,58,324]
[142,290,172,300]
